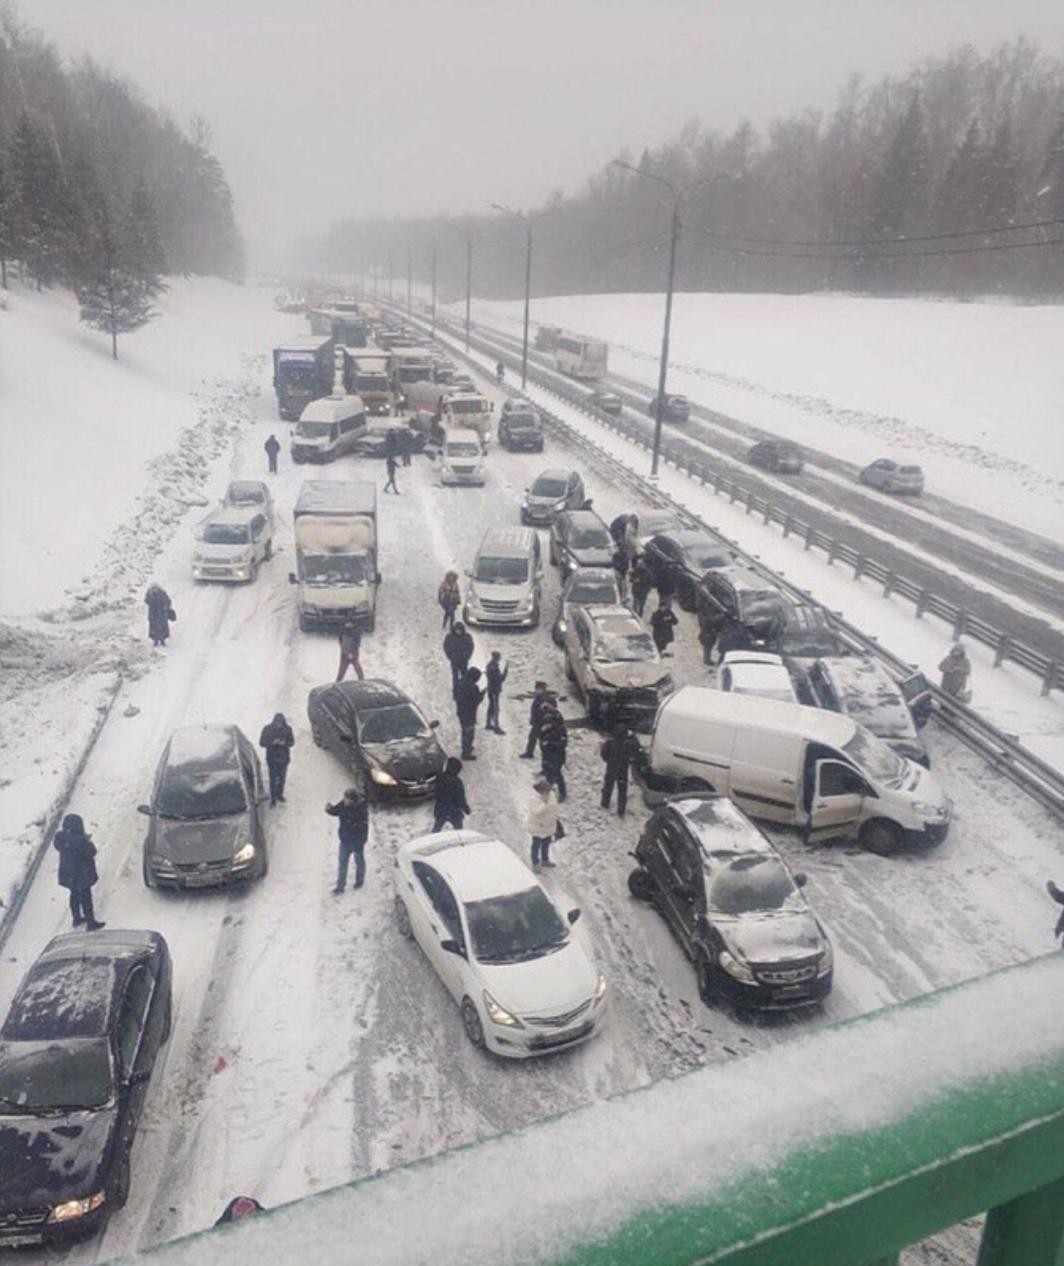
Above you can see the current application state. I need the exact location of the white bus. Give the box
[555,333,608,380]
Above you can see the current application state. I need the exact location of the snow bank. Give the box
[122,953,1064,1266]
[462,292,1064,543]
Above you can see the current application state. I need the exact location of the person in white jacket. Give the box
[527,777,559,871]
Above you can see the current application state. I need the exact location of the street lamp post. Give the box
[491,203,533,390]
[406,245,412,315]
[442,222,474,353]
[430,239,437,338]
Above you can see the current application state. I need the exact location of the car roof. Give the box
[444,428,481,443]
[533,468,576,483]
[713,565,782,593]
[315,678,411,710]
[813,656,914,732]
[661,686,856,744]
[583,604,647,632]
[724,657,795,694]
[565,567,617,587]
[564,510,607,527]
[226,480,268,496]
[203,505,261,527]
[401,832,540,902]
[166,724,242,767]
[663,796,776,861]
[479,526,537,555]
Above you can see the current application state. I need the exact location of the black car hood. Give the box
[154,816,244,864]
[717,910,823,965]
[363,735,445,783]
[0,1108,116,1210]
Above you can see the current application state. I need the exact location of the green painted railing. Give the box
[117,954,1064,1266]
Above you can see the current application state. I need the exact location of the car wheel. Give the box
[859,818,904,856]
[628,867,654,901]
[548,541,557,566]
[395,897,413,939]
[696,953,717,1006]
[565,654,576,682]
[312,725,325,748]
[248,559,258,583]
[461,997,486,1049]
[161,993,173,1043]
[551,622,563,647]
[677,582,695,614]
[679,777,715,795]
[111,1150,132,1210]
[264,538,274,561]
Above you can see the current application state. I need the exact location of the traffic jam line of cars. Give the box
[0,313,949,1249]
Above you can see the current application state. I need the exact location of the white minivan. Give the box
[192,505,275,583]
[646,687,952,855]
[464,526,542,628]
[290,393,367,464]
[439,427,486,486]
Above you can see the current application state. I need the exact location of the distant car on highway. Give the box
[587,388,622,416]
[549,509,614,577]
[351,424,426,459]
[520,468,587,525]
[648,393,690,423]
[192,505,275,584]
[748,439,804,474]
[859,459,925,495]
[0,930,173,1249]
[451,373,476,393]
[498,402,544,452]
[394,830,607,1057]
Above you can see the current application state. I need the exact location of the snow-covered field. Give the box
[0,282,1061,1265]
[461,292,1064,545]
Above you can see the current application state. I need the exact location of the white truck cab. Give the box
[439,428,486,486]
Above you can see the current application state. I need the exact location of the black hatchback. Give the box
[748,439,804,473]
[628,796,832,1012]
[0,930,172,1248]
[308,679,446,799]
[642,530,733,611]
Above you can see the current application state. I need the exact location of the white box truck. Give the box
[290,481,379,632]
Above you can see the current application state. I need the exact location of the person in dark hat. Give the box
[54,813,105,930]
[325,787,370,893]
[259,712,295,806]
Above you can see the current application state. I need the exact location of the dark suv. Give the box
[0,930,173,1248]
[521,469,587,525]
[697,566,790,639]
[628,795,832,1011]
[648,394,690,423]
[549,509,614,577]
[748,439,804,474]
[642,530,733,611]
[498,404,544,452]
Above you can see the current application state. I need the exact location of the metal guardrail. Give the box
[395,305,1064,820]
[436,311,1064,699]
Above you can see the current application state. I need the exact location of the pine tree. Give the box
[76,201,159,360]
[0,150,11,289]
[125,178,168,296]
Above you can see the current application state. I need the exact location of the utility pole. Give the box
[491,204,534,389]
[465,234,473,354]
[406,245,412,315]
[388,252,393,301]
[430,240,438,338]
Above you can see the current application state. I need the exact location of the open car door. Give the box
[806,759,868,843]
[898,670,933,728]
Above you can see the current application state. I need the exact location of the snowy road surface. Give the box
[2,351,1061,1263]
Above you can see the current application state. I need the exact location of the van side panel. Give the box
[653,714,737,792]
[729,727,802,824]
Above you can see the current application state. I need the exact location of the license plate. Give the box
[184,871,223,888]
[1,1234,44,1247]
[774,985,807,999]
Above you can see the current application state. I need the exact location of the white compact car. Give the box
[394,831,607,1057]
[717,651,799,704]
[192,505,275,583]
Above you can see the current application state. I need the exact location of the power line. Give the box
[684,223,1064,261]
[692,216,1064,250]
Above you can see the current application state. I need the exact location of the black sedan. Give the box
[648,393,690,423]
[587,389,622,416]
[351,424,427,459]
[0,930,172,1248]
[748,439,804,474]
[308,679,446,799]
[642,530,734,611]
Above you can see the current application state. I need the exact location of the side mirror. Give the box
[567,908,581,925]
[137,804,152,816]
[429,719,440,729]
[794,872,808,888]
[288,572,297,585]
[440,938,465,957]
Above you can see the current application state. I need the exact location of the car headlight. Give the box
[233,842,256,865]
[818,941,834,975]
[50,1191,106,1222]
[718,950,756,984]
[152,856,176,875]
[370,768,398,786]
[913,800,945,820]
[594,972,608,1003]
[483,990,523,1028]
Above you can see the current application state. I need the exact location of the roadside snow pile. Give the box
[464,292,1064,543]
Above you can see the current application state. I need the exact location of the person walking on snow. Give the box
[939,643,971,701]
[538,704,569,802]
[54,813,105,930]
[696,595,725,666]
[629,556,653,618]
[433,756,471,832]
[264,434,281,474]
[454,666,486,759]
[145,583,175,647]
[259,712,295,806]
[326,787,369,893]
[1047,880,1064,944]
[600,723,640,817]
[610,546,630,603]
[397,427,412,467]
[527,777,559,870]
[443,622,475,694]
[336,618,365,681]
[651,600,678,656]
[384,452,400,494]
[484,651,507,734]
[520,680,552,759]
[438,571,461,631]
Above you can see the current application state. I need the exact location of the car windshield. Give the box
[685,546,729,571]
[445,442,481,457]
[202,523,249,545]
[842,726,908,786]
[568,579,617,604]
[464,887,569,964]
[356,374,389,390]
[156,761,247,819]
[738,589,785,625]
[570,526,611,550]
[0,1039,113,1112]
[508,414,538,428]
[450,399,485,414]
[226,487,263,506]
[708,855,801,916]
[899,466,922,475]
[532,477,567,498]
[475,556,529,584]
[595,631,657,662]
[774,614,845,657]
[398,366,432,383]
[296,421,334,439]
[303,554,366,585]
[357,703,428,745]
[280,365,316,386]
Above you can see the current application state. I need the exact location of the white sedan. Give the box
[716,651,799,704]
[394,831,607,1058]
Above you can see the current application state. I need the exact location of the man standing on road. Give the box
[454,666,486,759]
[433,757,471,832]
[264,434,281,475]
[443,621,475,695]
[630,556,653,618]
[259,712,295,806]
[337,618,365,681]
[538,703,569,803]
[600,723,639,818]
[397,427,412,467]
[1047,879,1064,944]
[520,680,551,759]
[650,600,678,656]
[484,651,507,734]
[54,813,105,930]
[326,787,369,893]
[384,451,400,495]
[696,595,724,667]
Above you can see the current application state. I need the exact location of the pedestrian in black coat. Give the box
[650,601,678,655]
[717,618,753,658]
[520,680,551,758]
[610,547,630,603]
[384,452,400,494]
[539,705,568,802]
[455,667,486,759]
[259,712,295,806]
[1048,880,1064,943]
[696,596,725,666]
[397,427,412,467]
[337,619,365,681]
[54,813,105,930]
[599,724,640,817]
[145,584,175,647]
[326,788,370,893]
[433,757,472,832]
[443,623,475,694]
[264,434,281,474]
[630,556,654,618]
[484,651,507,734]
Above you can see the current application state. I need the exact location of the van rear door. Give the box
[807,760,867,842]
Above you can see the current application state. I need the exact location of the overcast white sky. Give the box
[26,0,1064,267]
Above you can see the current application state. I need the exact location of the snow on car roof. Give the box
[4,956,117,1039]
[584,605,644,630]
[329,678,409,710]
[300,394,367,425]
[817,656,915,735]
[226,480,267,496]
[668,796,774,858]
[402,833,539,902]
[204,505,259,527]
[167,725,239,767]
